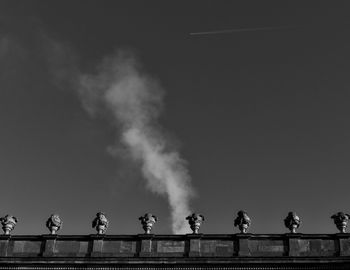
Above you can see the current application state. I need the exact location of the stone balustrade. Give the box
[0,233,349,258]
[0,212,350,268]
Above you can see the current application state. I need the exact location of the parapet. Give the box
[0,234,350,261]
[1,212,350,268]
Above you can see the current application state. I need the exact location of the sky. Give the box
[1,0,350,235]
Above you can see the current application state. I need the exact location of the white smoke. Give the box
[79,51,194,234]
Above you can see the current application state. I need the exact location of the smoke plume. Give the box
[79,51,194,234]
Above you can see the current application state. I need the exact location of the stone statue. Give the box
[46,214,62,234]
[186,213,204,234]
[284,212,301,233]
[92,212,109,235]
[234,210,251,233]
[139,213,157,234]
[0,215,18,235]
[331,212,350,233]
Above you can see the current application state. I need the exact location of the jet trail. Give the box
[190,25,295,36]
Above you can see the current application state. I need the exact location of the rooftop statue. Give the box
[284,212,301,233]
[234,210,251,233]
[46,214,62,235]
[92,212,109,235]
[139,213,157,234]
[331,212,350,233]
[186,213,204,234]
[0,214,17,235]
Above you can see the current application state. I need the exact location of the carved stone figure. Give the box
[234,210,251,233]
[92,212,109,234]
[186,213,204,234]
[46,214,62,234]
[331,212,350,233]
[139,213,157,234]
[0,215,18,235]
[284,212,301,233]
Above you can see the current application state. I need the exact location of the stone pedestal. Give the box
[286,233,303,256]
[236,233,251,256]
[90,234,105,257]
[138,234,154,257]
[42,234,57,257]
[187,234,202,257]
[336,233,350,256]
[0,235,10,256]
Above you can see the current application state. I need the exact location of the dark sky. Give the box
[1,0,350,235]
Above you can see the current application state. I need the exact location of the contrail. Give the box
[190,25,296,36]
